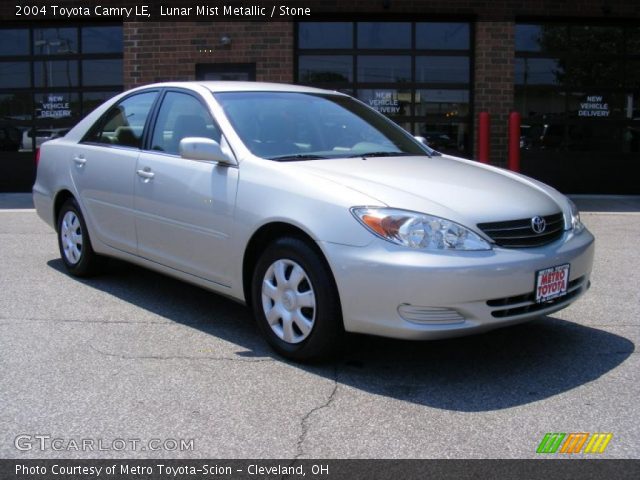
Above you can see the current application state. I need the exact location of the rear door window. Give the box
[85,91,158,148]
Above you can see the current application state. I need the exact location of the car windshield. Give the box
[213,91,429,160]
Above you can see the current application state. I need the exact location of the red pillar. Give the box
[508,111,521,172]
[477,112,490,164]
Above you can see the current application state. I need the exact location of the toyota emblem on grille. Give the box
[531,216,546,234]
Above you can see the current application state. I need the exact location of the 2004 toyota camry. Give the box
[33,82,595,360]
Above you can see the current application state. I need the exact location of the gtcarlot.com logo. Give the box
[14,434,195,452]
[536,432,613,454]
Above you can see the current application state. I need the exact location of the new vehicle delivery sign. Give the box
[37,95,72,119]
[535,264,570,303]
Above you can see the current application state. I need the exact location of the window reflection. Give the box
[357,56,411,82]
[357,23,411,49]
[298,56,352,83]
[83,59,123,86]
[0,29,29,56]
[571,26,623,54]
[298,23,352,49]
[416,57,469,84]
[395,121,413,134]
[623,122,640,153]
[628,27,640,54]
[0,62,30,88]
[416,121,469,154]
[515,25,567,53]
[0,93,32,122]
[415,89,469,116]
[565,59,622,89]
[0,93,31,152]
[515,87,566,120]
[515,58,563,85]
[0,24,123,186]
[82,26,123,53]
[297,21,472,158]
[34,60,78,88]
[34,28,77,55]
[627,61,640,89]
[416,23,469,50]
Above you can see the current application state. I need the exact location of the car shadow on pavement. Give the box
[48,258,635,413]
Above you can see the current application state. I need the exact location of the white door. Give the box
[70,90,158,253]
[134,90,238,286]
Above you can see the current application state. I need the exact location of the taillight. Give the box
[35,147,40,167]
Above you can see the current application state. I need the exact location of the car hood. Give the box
[288,154,566,227]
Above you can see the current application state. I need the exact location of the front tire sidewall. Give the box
[252,237,343,361]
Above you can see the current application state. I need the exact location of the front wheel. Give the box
[57,198,102,277]
[251,237,343,361]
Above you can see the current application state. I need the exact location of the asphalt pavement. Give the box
[0,195,638,459]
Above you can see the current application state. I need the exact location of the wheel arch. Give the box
[242,221,338,310]
[53,189,76,230]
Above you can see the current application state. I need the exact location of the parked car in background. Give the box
[33,82,594,361]
[21,128,70,151]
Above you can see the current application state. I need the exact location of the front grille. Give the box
[487,276,587,318]
[477,212,565,248]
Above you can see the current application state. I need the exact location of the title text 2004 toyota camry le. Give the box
[33,82,594,361]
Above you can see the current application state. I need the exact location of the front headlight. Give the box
[568,199,585,233]
[351,207,491,251]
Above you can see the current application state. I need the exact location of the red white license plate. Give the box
[535,264,570,303]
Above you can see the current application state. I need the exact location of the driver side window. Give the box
[150,91,221,156]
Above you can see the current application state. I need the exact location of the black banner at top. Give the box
[6,0,640,23]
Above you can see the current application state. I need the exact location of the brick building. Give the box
[1,1,639,193]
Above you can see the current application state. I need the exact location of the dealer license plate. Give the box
[535,264,570,303]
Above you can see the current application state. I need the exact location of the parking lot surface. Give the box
[0,200,638,459]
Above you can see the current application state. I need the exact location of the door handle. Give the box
[73,156,86,166]
[136,168,155,180]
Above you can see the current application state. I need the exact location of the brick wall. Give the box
[473,22,515,166]
[123,22,294,88]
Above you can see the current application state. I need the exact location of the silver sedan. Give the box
[33,82,594,361]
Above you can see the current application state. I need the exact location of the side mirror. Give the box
[179,137,236,165]
[414,135,428,145]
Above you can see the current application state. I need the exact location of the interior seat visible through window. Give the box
[150,91,222,156]
[84,91,158,148]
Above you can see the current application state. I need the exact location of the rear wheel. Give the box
[57,198,102,277]
[251,237,343,361]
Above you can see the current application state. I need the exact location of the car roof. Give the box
[135,81,346,96]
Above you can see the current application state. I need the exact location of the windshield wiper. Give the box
[348,151,414,158]
[268,154,328,162]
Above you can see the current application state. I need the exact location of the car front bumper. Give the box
[320,228,595,340]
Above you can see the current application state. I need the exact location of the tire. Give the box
[251,237,344,362]
[57,198,102,277]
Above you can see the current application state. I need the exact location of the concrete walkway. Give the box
[569,195,640,213]
[0,193,34,209]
